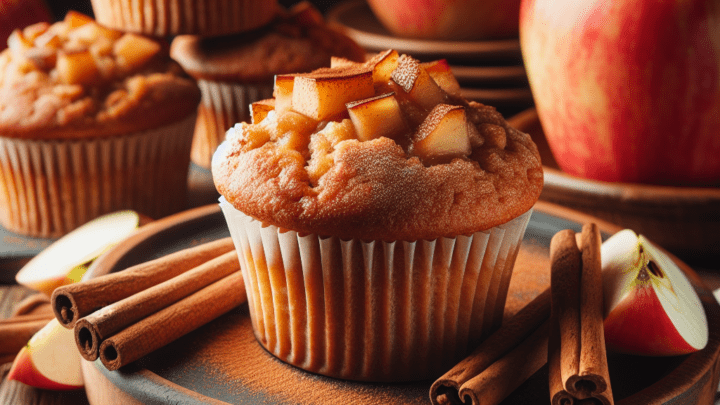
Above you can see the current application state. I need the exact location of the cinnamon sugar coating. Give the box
[213,56,543,241]
[0,17,200,140]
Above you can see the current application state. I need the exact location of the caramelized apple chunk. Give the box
[391,54,447,110]
[291,65,374,121]
[250,99,275,124]
[56,51,100,85]
[421,59,462,97]
[412,104,471,163]
[114,34,161,72]
[347,92,407,142]
[273,74,295,113]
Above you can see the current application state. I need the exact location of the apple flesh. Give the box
[292,66,375,121]
[412,104,472,163]
[250,99,275,124]
[273,74,295,114]
[15,210,140,296]
[7,318,83,390]
[520,0,720,185]
[421,59,462,97]
[391,54,448,111]
[601,229,708,356]
[346,92,408,141]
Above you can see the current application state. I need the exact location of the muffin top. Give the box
[0,12,200,140]
[170,2,366,83]
[213,50,543,241]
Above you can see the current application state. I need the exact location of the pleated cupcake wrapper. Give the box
[219,197,533,382]
[0,113,196,238]
[90,0,278,37]
[191,80,274,168]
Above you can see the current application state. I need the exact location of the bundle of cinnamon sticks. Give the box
[50,237,246,371]
[430,223,614,405]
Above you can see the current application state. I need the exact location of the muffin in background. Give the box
[213,50,543,381]
[90,0,278,38]
[0,12,201,238]
[170,1,366,168]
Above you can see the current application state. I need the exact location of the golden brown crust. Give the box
[170,3,366,83]
[0,18,200,140]
[213,102,543,241]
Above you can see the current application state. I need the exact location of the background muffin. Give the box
[213,50,543,381]
[170,1,366,168]
[0,12,200,237]
[89,0,279,37]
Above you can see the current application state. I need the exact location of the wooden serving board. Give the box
[79,202,720,405]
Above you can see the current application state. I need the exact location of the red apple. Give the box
[7,318,84,390]
[601,229,708,356]
[367,0,521,40]
[520,0,720,185]
[0,0,53,51]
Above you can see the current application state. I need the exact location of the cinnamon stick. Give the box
[549,225,613,405]
[74,250,239,361]
[430,289,551,405]
[51,237,235,328]
[11,293,52,318]
[99,270,247,371]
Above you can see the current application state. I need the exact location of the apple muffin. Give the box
[90,0,278,38]
[213,50,543,381]
[0,12,200,237]
[170,2,366,168]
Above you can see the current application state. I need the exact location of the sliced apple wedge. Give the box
[250,98,275,124]
[292,66,375,121]
[421,59,462,97]
[347,92,407,141]
[412,104,471,163]
[15,210,140,296]
[273,74,295,113]
[601,229,708,356]
[7,318,83,390]
[391,54,447,111]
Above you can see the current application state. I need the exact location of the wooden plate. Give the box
[326,0,522,64]
[79,203,720,404]
[508,108,720,267]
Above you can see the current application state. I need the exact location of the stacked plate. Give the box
[326,0,534,118]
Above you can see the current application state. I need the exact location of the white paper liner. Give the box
[0,113,196,238]
[219,197,533,381]
[191,80,274,168]
[90,0,278,37]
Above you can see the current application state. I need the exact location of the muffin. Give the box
[170,2,366,168]
[90,0,279,38]
[212,50,543,381]
[0,12,201,238]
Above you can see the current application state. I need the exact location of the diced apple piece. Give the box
[273,74,295,113]
[250,99,275,124]
[391,54,447,111]
[69,21,122,44]
[23,22,51,42]
[412,104,471,162]
[421,59,462,97]
[292,66,375,121]
[347,92,407,141]
[367,49,399,86]
[56,51,100,85]
[113,34,161,72]
[64,11,94,29]
[33,29,61,49]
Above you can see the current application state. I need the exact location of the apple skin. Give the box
[520,0,720,185]
[367,0,521,40]
[603,283,697,356]
[0,0,53,50]
[8,348,82,391]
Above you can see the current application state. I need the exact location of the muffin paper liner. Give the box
[219,197,533,382]
[90,0,278,37]
[191,80,274,168]
[0,113,196,238]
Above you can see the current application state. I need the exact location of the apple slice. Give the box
[601,229,708,356]
[7,318,83,390]
[412,104,471,163]
[273,74,295,113]
[250,98,275,124]
[391,54,447,111]
[15,211,140,296]
[346,92,408,141]
[421,59,462,97]
[291,66,374,121]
